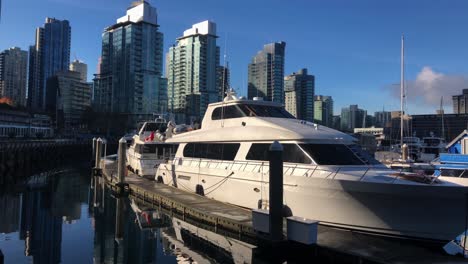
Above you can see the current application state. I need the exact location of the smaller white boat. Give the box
[420,135,446,163]
[126,116,179,177]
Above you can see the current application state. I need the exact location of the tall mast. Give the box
[400,34,405,147]
[441,96,445,140]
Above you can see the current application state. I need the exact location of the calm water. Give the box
[0,165,259,264]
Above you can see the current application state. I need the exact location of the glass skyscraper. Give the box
[93,1,167,128]
[166,20,220,123]
[284,68,315,122]
[28,18,71,112]
[0,47,28,107]
[248,42,286,103]
[314,95,333,127]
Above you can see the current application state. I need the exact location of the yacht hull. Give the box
[126,151,161,176]
[157,162,468,241]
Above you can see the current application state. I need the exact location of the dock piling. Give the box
[402,143,409,160]
[269,141,284,242]
[117,138,126,183]
[92,137,97,161]
[115,197,125,242]
[95,138,103,168]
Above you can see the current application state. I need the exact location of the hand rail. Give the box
[167,157,426,185]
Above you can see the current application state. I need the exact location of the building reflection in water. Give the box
[0,193,21,234]
[1,170,262,264]
[0,168,90,263]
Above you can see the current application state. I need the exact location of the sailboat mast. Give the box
[441,96,445,140]
[400,35,405,147]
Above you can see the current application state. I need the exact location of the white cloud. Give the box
[390,67,468,110]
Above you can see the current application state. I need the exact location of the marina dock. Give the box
[95,158,468,264]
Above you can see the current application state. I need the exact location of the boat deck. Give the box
[97,160,467,263]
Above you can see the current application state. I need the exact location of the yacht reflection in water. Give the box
[91,175,261,264]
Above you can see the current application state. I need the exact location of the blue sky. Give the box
[1,0,468,115]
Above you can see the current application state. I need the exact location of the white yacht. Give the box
[420,135,446,163]
[156,92,468,241]
[127,117,178,177]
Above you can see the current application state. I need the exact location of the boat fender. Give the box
[195,184,204,196]
[283,205,293,217]
[156,176,164,184]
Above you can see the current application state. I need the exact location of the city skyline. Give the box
[1,0,468,115]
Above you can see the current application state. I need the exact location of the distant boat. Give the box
[126,116,178,177]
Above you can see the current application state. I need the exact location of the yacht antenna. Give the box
[221,33,228,128]
[400,34,405,148]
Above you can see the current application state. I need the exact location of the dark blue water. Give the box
[0,166,174,263]
[0,165,264,264]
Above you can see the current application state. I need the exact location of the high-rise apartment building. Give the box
[374,111,391,127]
[28,18,71,111]
[93,1,167,127]
[46,70,92,133]
[69,59,87,82]
[217,65,230,99]
[314,95,333,127]
[0,47,28,107]
[340,104,367,132]
[166,20,220,123]
[283,68,315,121]
[248,42,286,103]
[453,89,468,114]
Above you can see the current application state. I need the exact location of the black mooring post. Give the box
[115,197,125,242]
[269,141,283,242]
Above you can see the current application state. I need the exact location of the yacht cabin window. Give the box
[139,122,167,133]
[212,104,295,120]
[423,138,442,146]
[299,144,365,165]
[246,143,312,164]
[183,143,240,161]
[246,143,375,165]
[136,144,178,155]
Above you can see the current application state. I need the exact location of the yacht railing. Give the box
[169,157,437,184]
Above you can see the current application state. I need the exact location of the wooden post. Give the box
[269,141,283,242]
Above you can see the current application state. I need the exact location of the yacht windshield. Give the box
[238,104,295,118]
[423,138,441,146]
[142,122,167,132]
[212,104,295,120]
[299,144,368,165]
[246,143,312,164]
[245,143,378,165]
[403,137,420,144]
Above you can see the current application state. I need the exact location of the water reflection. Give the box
[0,168,264,263]
[0,168,90,263]
[90,175,260,264]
